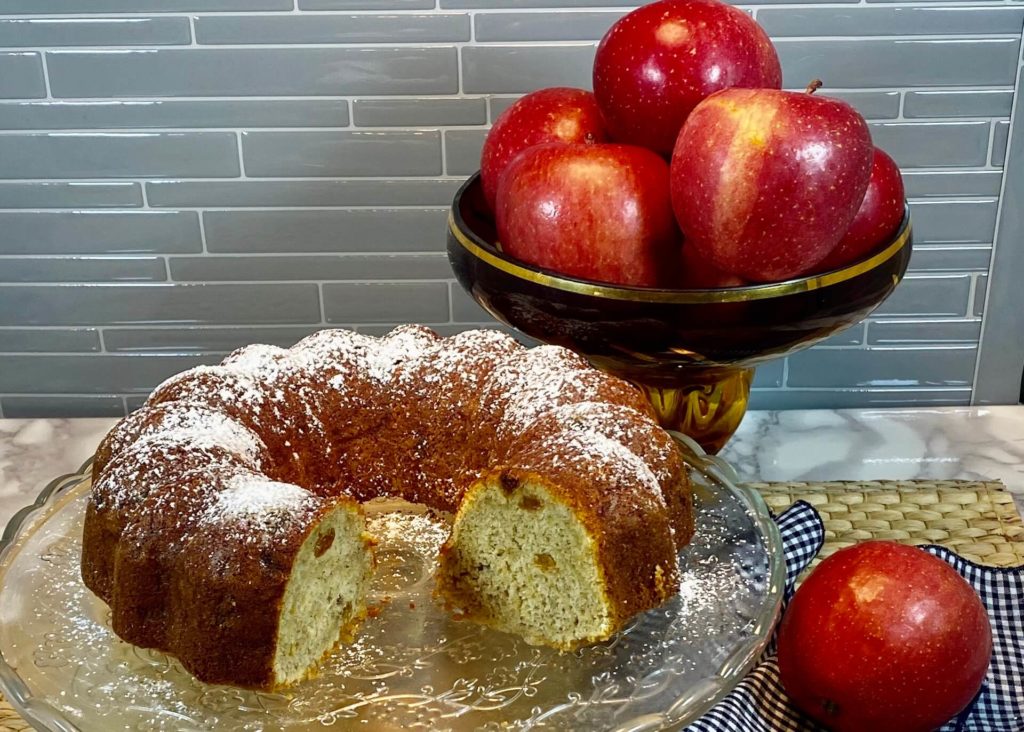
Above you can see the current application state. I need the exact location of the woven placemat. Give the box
[755,479,1024,570]
[2,479,1022,731]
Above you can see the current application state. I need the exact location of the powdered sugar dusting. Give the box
[537,401,676,483]
[201,474,318,533]
[484,345,599,438]
[142,406,266,466]
[541,428,665,505]
[97,325,678,556]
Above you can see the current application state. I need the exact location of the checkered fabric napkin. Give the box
[686,501,1024,732]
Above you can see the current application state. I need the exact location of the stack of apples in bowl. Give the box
[447,0,913,453]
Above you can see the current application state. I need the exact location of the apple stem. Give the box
[805,79,823,95]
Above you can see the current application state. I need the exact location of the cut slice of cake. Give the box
[437,462,680,650]
[157,477,376,690]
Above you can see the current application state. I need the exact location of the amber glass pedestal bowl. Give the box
[448,174,912,453]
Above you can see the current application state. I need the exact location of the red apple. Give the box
[678,244,749,288]
[819,147,906,271]
[778,541,992,732]
[480,87,608,211]
[670,83,874,282]
[593,0,781,156]
[496,143,679,287]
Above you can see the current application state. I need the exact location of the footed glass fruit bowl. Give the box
[448,173,913,453]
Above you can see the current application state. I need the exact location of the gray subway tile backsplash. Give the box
[353,98,486,128]
[300,0,433,8]
[0,0,290,10]
[475,12,620,42]
[0,182,143,209]
[147,179,461,208]
[0,257,167,283]
[907,245,992,273]
[196,14,470,45]
[868,122,990,169]
[323,282,450,324]
[0,284,321,326]
[0,17,191,47]
[0,132,240,179]
[0,211,200,255]
[904,90,1015,119]
[242,130,442,177]
[0,354,220,394]
[0,52,44,99]
[0,100,351,130]
[867,319,983,346]
[908,199,998,244]
[749,388,972,411]
[0,3,1017,416]
[815,324,865,347]
[752,360,785,389]
[0,328,100,353]
[47,48,459,98]
[786,346,978,388]
[203,209,448,253]
[445,129,488,176]
[823,91,900,120]
[775,38,1020,89]
[170,253,453,281]
[873,275,973,318]
[450,282,494,323]
[104,326,329,353]
[758,7,1024,38]
[1,396,126,418]
[463,45,595,93]
[992,121,1010,166]
[974,274,989,317]
[902,171,1003,199]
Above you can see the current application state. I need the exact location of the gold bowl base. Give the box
[630,368,754,454]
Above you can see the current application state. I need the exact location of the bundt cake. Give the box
[82,325,694,690]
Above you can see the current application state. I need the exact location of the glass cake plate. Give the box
[0,433,784,732]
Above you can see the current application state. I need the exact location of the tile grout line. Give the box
[37,49,52,99]
[196,210,208,255]
[235,131,247,179]
[986,119,999,166]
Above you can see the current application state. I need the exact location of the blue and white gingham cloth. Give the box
[687,501,1024,732]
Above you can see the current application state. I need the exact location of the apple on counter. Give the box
[495,143,680,288]
[670,81,874,282]
[593,0,782,156]
[777,541,992,732]
[480,87,608,210]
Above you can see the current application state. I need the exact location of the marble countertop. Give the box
[1,406,1023,531]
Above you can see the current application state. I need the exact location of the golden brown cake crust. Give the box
[81,326,694,690]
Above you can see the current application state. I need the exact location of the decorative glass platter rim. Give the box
[0,433,785,732]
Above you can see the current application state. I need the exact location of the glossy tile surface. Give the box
[0,1,1020,415]
[0,52,44,98]
[202,208,448,252]
[0,100,351,129]
[0,211,200,255]
[48,48,459,97]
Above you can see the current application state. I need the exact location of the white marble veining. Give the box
[0,407,1022,532]
[722,407,1024,497]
